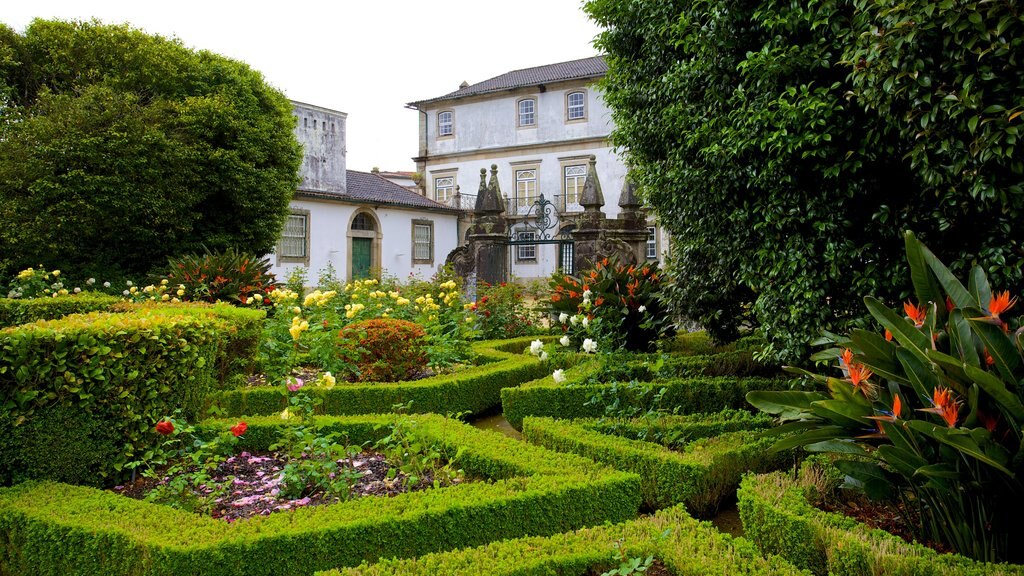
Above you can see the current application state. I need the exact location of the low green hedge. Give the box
[0,414,641,576]
[738,471,1024,576]
[0,307,243,485]
[322,504,808,575]
[522,412,789,515]
[210,336,555,418]
[0,292,121,327]
[502,375,790,429]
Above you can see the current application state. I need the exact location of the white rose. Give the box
[582,317,590,328]
[540,351,549,362]
[582,338,597,354]
[529,339,544,356]
[560,335,571,347]
[569,315,580,326]
[639,305,647,313]
[559,312,569,324]
[552,369,566,383]
[103,281,111,288]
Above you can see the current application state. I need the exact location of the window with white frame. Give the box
[515,168,538,209]
[437,111,453,136]
[567,91,586,120]
[279,213,308,259]
[434,176,455,203]
[518,98,536,127]
[646,226,658,260]
[413,221,434,263]
[517,231,537,260]
[563,165,586,208]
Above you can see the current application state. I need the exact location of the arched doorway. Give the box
[346,209,381,280]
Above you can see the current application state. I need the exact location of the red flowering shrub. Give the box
[471,281,542,340]
[337,319,428,382]
[162,248,277,305]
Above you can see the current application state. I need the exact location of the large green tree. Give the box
[586,0,1024,362]
[0,19,302,279]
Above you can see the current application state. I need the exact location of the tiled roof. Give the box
[297,170,459,213]
[408,56,606,107]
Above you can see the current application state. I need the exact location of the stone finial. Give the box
[474,165,504,214]
[618,173,640,209]
[579,155,604,210]
[487,164,501,196]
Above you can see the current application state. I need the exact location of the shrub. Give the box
[549,257,673,352]
[338,319,428,382]
[471,281,541,340]
[748,232,1024,562]
[0,292,120,328]
[162,248,278,305]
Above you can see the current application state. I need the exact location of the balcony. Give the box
[439,193,477,211]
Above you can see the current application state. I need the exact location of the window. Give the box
[352,213,375,231]
[518,98,536,127]
[517,231,537,260]
[515,169,538,209]
[438,111,453,136]
[567,91,586,121]
[647,227,658,260]
[412,221,434,264]
[280,213,308,260]
[434,176,455,203]
[563,165,586,207]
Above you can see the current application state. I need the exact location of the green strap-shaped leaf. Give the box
[865,296,931,360]
[968,317,1022,384]
[968,265,993,313]
[851,329,904,383]
[906,421,1014,477]
[896,347,938,402]
[745,390,829,420]
[876,443,929,478]
[836,459,893,501]
[926,351,1024,421]
[905,231,947,315]
[782,365,829,383]
[806,439,868,456]
[947,309,981,368]
[771,426,849,452]
[913,463,960,480]
[826,377,873,408]
[915,233,975,308]
[811,399,872,427]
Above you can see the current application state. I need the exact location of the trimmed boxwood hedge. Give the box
[0,414,641,576]
[321,503,809,576]
[0,304,263,486]
[522,412,789,515]
[209,336,557,418]
[0,292,121,327]
[738,472,1024,576]
[501,375,791,429]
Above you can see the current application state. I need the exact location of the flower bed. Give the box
[522,412,787,515]
[210,336,559,418]
[738,471,1024,576]
[319,504,806,576]
[502,375,789,429]
[0,414,641,575]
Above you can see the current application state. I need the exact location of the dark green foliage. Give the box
[738,472,1024,576]
[163,249,278,304]
[0,19,302,280]
[322,505,806,576]
[501,376,789,429]
[523,414,787,514]
[586,0,1024,362]
[0,414,642,575]
[0,292,120,327]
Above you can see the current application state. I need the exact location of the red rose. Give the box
[156,420,174,435]
[230,421,248,437]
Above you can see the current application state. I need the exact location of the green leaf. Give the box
[771,426,849,452]
[864,297,931,366]
[968,318,1021,384]
[806,439,868,456]
[904,230,946,315]
[876,443,929,478]
[914,463,960,479]
[967,266,992,313]
[746,390,829,420]
[782,365,829,383]
[851,329,903,383]
[913,234,975,308]
[811,399,872,427]
[896,347,938,402]
[907,421,1014,476]
[836,460,893,500]
[947,309,981,368]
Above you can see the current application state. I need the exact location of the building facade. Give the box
[270,102,459,284]
[406,56,667,281]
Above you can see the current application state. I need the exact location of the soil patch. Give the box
[815,493,951,554]
[587,558,674,576]
[114,450,461,522]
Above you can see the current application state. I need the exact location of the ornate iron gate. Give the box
[505,194,575,276]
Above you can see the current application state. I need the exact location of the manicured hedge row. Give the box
[502,375,790,429]
[522,413,789,515]
[0,305,262,486]
[321,504,809,576]
[209,336,556,418]
[0,414,642,576]
[584,409,776,448]
[738,472,1024,576]
[0,292,121,327]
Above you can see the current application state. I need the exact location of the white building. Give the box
[270,102,459,283]
[406,56,667,281]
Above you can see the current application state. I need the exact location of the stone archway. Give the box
[346,209,382,280]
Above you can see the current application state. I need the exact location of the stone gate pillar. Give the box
[467,165,508,285]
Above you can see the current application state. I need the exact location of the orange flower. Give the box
[840,348,854,368]
[884,329,893,342]
[868,394,901,423]
[989,291,1017,319]
[594,296,605,307]
[920,386,960,428]
[569,290,579,299]
[945,295,954,312]
[550,294,561,303]
[904,301,927,327]
[848,363,874,396]
[984,348,995,367]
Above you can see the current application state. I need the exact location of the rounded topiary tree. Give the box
[337,319,427,382]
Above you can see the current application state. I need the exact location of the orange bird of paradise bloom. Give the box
[867,394,901,423]
[919,386,960,428]
[841,348,854,368]
[989,291,1017,319]
[848,363,875,396]
[904,301,927,327]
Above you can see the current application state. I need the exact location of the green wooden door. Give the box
[352,238,372,279]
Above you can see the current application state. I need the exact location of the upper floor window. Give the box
[563,165,587,208]
[518,98,536,127]
[434,176,455,204]
[567,91,586,121]
[515,169,538,209]
[517,231,537,261]
[438,111,454,136]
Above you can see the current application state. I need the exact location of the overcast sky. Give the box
[4,1,603,172]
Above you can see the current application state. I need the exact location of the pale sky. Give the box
[3,1,603,172]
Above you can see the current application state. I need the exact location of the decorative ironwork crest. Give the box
[509,194,559,241]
